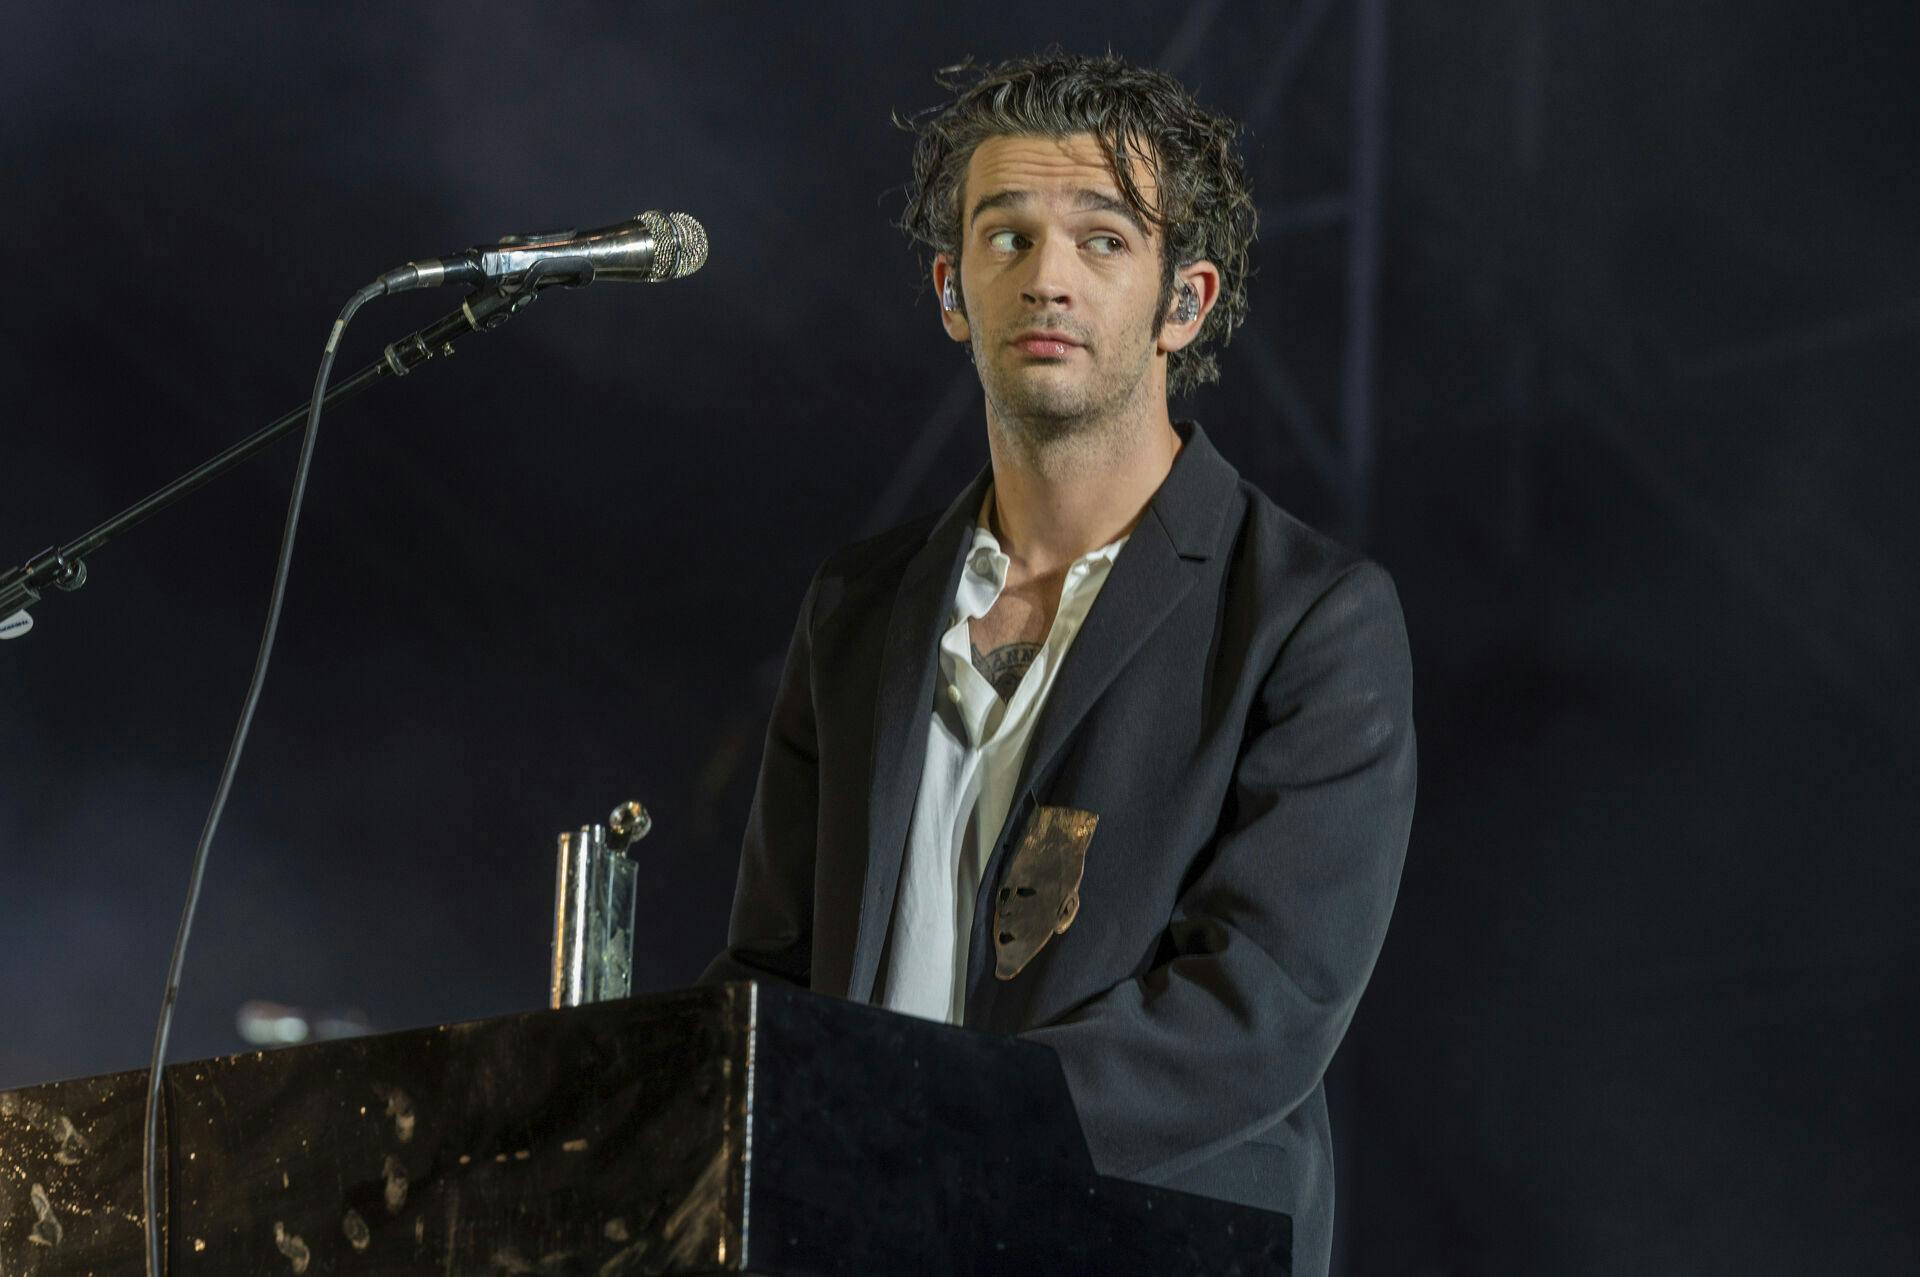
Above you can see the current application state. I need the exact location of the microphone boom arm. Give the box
[0,281,540,636]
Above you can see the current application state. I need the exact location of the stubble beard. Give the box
[971,310,1161,469]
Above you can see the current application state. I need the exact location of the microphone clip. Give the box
[379,277,545,380]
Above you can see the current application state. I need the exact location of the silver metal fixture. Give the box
[550,800,651,1009]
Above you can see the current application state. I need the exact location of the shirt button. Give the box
[947,683,962,704]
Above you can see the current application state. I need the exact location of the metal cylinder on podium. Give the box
[549,800,650,1008]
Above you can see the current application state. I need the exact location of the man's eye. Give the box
[987,230,1027,251]
[1086,235,1126,256]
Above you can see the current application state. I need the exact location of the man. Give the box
[704,53,1414,1276]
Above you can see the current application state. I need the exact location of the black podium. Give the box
[0,983,1289,1274]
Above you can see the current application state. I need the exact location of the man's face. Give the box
[941,133,1171,438]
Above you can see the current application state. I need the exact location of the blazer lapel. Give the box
[846,471,988,1003]
[1015,513,1191,808]
[1004,424,1237,816]
[965,425,1241,1010]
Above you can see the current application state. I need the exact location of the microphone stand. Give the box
[0,279,544,634]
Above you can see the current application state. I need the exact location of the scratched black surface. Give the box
[0,983,1285,1275]
[0,986,749,1274]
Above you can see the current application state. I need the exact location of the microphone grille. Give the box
[639,210,710,281]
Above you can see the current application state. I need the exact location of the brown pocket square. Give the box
[993,806,1099,980]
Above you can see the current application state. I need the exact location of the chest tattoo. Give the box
[971,640,1042,702]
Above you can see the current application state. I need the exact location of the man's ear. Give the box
[1158,259,1221,354]
[933,255,970,343]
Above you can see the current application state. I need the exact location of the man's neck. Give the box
[984,411,1183,575]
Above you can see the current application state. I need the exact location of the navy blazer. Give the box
[703,423,1416,1276]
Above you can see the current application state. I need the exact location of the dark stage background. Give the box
[2,4,1915,1272]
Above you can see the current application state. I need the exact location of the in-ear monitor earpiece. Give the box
[1173,283,1200,324]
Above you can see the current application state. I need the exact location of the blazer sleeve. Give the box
[1019,560,1416,1182]
[698,571,822,989]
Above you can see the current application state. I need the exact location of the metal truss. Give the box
[1233,0,1390,546]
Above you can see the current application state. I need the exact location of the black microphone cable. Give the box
[139,276,390,1277]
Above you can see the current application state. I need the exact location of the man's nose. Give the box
[1019,233,1077,308]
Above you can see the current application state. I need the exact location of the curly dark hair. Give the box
[896,53,1256,396]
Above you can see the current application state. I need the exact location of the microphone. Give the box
[379,210,709,293]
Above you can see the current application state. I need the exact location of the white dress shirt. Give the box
[878,492,1129,1024]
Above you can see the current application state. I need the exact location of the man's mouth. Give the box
[1011,330,1083,359]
